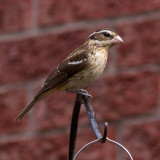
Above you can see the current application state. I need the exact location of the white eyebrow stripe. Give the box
[97,30,112,35]
[88,32,96,38]
[88,30,112,38]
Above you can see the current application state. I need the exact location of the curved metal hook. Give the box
[73,123,133,160]
[100,122,108,143]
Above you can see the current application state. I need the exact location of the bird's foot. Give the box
[67,89,92,99]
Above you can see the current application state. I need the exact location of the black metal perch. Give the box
[68,90,133,160]
[68,90,107,160]
[69,94,82,160]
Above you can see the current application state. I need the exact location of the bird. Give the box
[15,28,123,121]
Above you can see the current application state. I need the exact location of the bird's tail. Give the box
[15,99,37,121]
[15,86,56,121]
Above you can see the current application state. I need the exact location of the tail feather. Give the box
[15,85,56,121]
[15,100,36,121]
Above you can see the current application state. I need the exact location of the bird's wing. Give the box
[15,47,89,121]
[35,50,89,99]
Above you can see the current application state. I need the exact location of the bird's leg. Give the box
[67,89,92,99]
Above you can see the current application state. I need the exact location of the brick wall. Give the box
[0,0,160,160]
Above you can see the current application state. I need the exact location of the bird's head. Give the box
[88,29,124,48]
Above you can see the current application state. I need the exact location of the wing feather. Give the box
[35,50,89,99]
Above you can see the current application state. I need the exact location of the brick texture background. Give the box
[0,0,160,160]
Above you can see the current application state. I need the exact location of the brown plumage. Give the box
[15,28,123,121]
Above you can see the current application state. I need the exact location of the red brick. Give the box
[34,88,101,131]
[116,19,160,67]
[88,71,159,121]
[123,120,160,160]
[39,0,160,27]
[0,0,32,33]
[0,127,116,160]
[33,83,105,130]
[0,134,68,160]
[0,29,91,84]
[33,89,97,130]
[0,89,28,135]
[34,91,75,130]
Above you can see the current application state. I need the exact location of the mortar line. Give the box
[32,0,39,31]
[0,10,160,42]
[0,126,69,143]
[0,63,160,91]
[117,75,160,123]
[0,117,116,144]
[119,111,160,129]
[0,110,159,143]
[0,77,45,92]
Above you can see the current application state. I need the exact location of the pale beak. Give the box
[111,35,124,44]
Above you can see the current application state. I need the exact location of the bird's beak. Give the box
[111,35,124,44]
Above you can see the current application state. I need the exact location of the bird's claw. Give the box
[67,89,92,99]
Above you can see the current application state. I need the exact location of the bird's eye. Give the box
[103,32,110,37]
